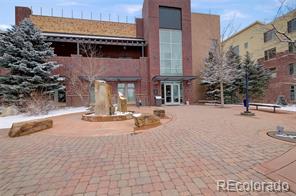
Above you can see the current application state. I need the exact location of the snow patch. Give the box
[0,107,87,129]
[280,105,296,112]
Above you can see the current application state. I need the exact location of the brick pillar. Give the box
[15,7,32,25]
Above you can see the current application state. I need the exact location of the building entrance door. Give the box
[164,83,180,105]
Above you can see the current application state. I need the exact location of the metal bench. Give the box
[249,103,281,113]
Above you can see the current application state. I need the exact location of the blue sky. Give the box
[0,0,291,34]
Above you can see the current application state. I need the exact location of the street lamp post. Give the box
[245,65,249,113]
[241,64,254,116]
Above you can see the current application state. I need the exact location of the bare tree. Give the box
[270,0,296,44]
[64,43,104,106]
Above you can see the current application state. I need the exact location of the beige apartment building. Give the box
[223,10,296,104]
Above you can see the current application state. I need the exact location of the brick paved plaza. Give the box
[0,105,295,196]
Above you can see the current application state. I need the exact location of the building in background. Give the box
[223,11,296,104]
[14,0,220,106]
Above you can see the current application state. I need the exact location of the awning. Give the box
[43,32,146,47]
[152,75,197,81]
[95,76,141,82]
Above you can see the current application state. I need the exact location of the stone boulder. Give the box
[94,80,112,115]
[9,119,53,138]
[153,109,166,118]
[133,113,160,128]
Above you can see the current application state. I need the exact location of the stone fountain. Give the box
[82,80,133,122]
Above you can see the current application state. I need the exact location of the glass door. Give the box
[164,83,180,105]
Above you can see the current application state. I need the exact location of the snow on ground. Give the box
[0,107,87,129]
[280,105,296,112]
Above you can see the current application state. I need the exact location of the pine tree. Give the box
[224,47,241,104]
[0,19,63,105]
[237,52,271,100]
[201,46,237,106]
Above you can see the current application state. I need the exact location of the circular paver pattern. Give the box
[0,105,295,196]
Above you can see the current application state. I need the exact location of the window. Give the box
[264,48,276,60]
[232,45,240,55]
[159,6,182,30]
[117,83,135,103]
[244,42,248,49]
[269,67,277,79]
[289,63,296,75]
[291,85,296,100]
[288,18,296,33]
[264,30,275,42]
[289,42,296,53]
[53,89,66,103]
[160,29,183,76]
[211,39,218,50]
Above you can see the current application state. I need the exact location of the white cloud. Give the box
[118,4,142,15]
[221,10,248,21]
[56,1,87,6]
[0,24,10,31]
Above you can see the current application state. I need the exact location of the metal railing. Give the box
[31,6,137,24]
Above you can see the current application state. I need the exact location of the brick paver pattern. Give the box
[0,106,295,196]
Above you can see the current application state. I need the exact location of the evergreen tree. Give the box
[237,52,271,100]
[201,46,237,106]
[224,47,241,104]
[201,51,220,100]
[0,19,63,105]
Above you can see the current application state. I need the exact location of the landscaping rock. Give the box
[133,113,160,128]
[118,94,128,113]
[9,119,53,138]
[153,109,166,118]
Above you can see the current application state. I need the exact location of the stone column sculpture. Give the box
[94,80,112,115]
[118,92,128,113]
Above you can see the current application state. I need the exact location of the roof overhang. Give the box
[80,76,141,82]
[152,75,197,81]
[42,32,146,47]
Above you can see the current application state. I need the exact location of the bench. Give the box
[249,103,281,113]
[198,100,220,105]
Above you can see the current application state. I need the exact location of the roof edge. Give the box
[223,21,265,43]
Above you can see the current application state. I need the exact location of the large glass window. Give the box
[160,29,183,76]
[159,7,182,30]
[117,83,135,103]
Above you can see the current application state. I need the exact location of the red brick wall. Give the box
[136,18,144,38]
[260,52,296,104]
[15,7,32,25]
[143,0,194,104]
[52,56,149,106]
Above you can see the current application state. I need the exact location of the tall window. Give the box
[264,48,276,60]
[288,18,296,33]
[264,29,275,42]
[232,45,240,55]
[291,85,296,101]
[244,42,249,49]
[289,63,296,75]
[160,29,183,76]
[289,42,296,53]
[117,83,135,103]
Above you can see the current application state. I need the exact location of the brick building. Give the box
[14,0,220,106]
[223,11,296,104]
